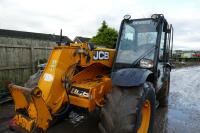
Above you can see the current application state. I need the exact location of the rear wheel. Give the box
[99,82,156,133]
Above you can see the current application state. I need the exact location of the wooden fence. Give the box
[0,44,53,89]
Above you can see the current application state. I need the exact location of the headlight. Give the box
[139,58,154,68]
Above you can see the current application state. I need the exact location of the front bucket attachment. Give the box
[8,84,52,132]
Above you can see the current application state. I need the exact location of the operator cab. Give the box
[114,18,156,69]
[112,14,173,89]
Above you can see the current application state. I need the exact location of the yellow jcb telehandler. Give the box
[8,14,173,133]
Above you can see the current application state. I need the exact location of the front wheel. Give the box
[99,82,156,133]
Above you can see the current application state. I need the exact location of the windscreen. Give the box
[115,19,157,64]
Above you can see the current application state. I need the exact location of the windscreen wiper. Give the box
[131,46,155,67]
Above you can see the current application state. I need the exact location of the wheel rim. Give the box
[137,100,151,133]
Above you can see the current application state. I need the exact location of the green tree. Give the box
[90,21,118,48]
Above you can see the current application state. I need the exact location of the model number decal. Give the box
[70,87,89,98]
[93,51,109,60]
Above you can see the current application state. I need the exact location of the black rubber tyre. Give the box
[99,82,156,133]
[157,69,170,107]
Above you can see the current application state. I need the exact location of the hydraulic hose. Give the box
[53,63,77,119]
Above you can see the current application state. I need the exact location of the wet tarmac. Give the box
[0,66,200,133]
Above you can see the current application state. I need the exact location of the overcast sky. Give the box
[0,0,200,50]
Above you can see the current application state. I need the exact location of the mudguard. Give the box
[112,68,152,87]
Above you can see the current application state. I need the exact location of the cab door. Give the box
[157,24,169,89]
